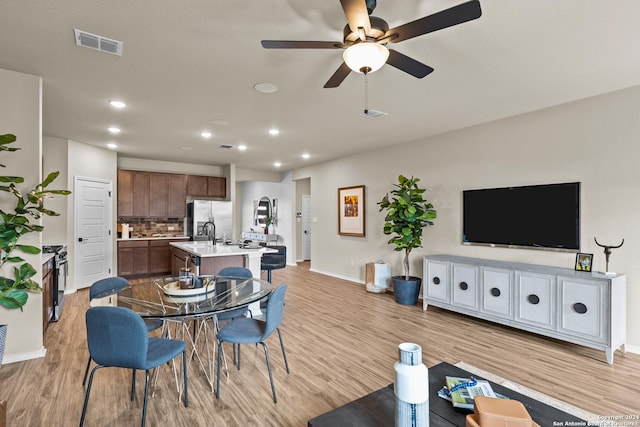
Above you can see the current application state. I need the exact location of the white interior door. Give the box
[302,195,311,261]
[74,177,112,289]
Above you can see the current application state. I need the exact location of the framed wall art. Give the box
[575,252,593,272]
[338,185,365,237]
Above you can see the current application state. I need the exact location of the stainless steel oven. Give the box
[43,244,67,322]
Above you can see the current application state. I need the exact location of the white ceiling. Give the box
[2,0,640,172]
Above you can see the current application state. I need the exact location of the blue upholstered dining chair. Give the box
[216,283,290,403]
[82,277,164,386]
[80,306,188,427]
[260,245,286,283]
[216,267,253,322]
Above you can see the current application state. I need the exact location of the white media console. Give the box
[423,255,626,364]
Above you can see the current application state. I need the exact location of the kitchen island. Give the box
[170,241,277,316]
[169,241,276,278]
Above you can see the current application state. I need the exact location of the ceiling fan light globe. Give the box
[343,43,389,74]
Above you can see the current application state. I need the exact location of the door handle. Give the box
[78,237,86,242]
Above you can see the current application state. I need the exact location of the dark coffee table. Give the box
[308,362,587,426]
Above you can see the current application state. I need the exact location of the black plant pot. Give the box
[391,276,422,305]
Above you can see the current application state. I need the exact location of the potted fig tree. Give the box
[0,133,70,363]
[377,175,436,305]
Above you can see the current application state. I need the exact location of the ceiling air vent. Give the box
[74,29,123,56]
[219,144,234,149]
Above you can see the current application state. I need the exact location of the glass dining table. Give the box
[115,275,273,393]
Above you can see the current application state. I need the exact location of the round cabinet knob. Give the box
[459,281,468,291]
[433,277,440,285]
[490,287,501,297]
[527,294,540,305]
[573,302,588,314]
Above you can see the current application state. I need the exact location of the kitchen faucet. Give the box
[202,220,216,244]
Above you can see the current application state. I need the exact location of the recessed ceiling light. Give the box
[254,83,278,94]
[107,143,118,149]
[302,153,310,159]
[200,131,212,139]
[109,100,126,109]
[238,144,247,151]
[108,126,121,134]
[268,128,280,136]
[274,161,281,168]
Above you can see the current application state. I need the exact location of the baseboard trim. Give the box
[309,267,365,285]
[625,344,640,355]
[2,346,46,364]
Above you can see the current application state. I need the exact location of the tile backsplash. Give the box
[117,218,185,237]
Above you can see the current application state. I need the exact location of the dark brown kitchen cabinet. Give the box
[167,174,187,217]
[118,170,149,217]
[119,170,187,218]
[187,175,226,198]
[117,240,149,276]
[148,239,182,274]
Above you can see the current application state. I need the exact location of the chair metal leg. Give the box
[216,341,222,399]
[82,357,92,386]
[131,369,136,401]
[259,342,277,403]
[267,269,272,283]
[80,365,103,427]
[141,370,150,427]
[237,344,241,370]
[183,349,189,407]
[276,328,290,374]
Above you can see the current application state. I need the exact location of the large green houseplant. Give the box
[378,175,436,305]
[0,133,70,310]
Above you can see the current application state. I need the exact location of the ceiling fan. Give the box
[261,0,482,88]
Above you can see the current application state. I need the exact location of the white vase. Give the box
[394,342,429,427]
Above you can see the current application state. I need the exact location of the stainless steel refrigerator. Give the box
[187,200,233,242]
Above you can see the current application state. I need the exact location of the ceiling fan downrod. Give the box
[363,70,369,114]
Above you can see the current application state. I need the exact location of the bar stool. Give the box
[261,245,286,283]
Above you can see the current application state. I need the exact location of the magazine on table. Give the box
[440,376,499,410]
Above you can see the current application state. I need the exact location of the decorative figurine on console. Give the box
[594,237,624,274]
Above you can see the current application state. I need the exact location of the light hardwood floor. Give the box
[1,261,639,426]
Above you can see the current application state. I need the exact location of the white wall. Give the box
[66,140,118,290]
[0,68,44,362]
[292,85,640,350]
[42,137,69,245]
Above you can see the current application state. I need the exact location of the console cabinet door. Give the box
[558,277,607,343]
[515,272,555,330]
[424,259,449,304]
[452,263,478,309]
[481,267,512,319]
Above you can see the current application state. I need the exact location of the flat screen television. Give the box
[462,182,580,251]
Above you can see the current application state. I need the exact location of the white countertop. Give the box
[42,253,55,264]
[170,241,276,258]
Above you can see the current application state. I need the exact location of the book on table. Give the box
[443,376,497,410]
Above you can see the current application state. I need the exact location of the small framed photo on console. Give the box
[575,253,593,272]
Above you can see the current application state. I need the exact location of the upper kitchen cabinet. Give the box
[149,172,187,217]
[187,175,226,198]
[118,169,149,217]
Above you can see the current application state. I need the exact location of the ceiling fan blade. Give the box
[385,0,482,43]
[386,49,434,78]
[340,0,371,35]
[261,40,344,49]
[324,62,352,88]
